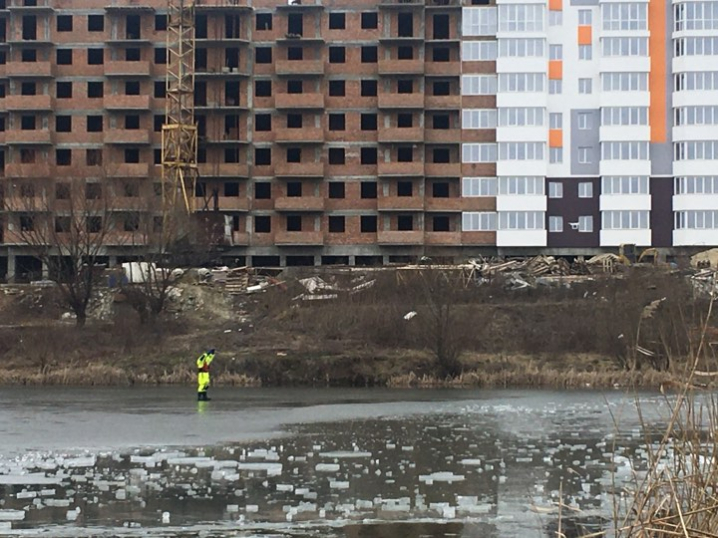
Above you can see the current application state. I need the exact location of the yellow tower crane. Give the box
[162,0,197,217]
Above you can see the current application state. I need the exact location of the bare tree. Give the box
[4,175,115,326]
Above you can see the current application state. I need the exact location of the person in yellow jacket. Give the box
[196,349,215,401]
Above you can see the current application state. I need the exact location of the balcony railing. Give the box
[274,60,325,76]
[377,195,424,211]
[377,230,424,245]
[104,130,151,144]
[104,94,152,109]
[424,162,461,177]
[378,92,425,109]
[275,92,325,109]
[5,94,52,110]
[424,197,463,211]
[5,130,53,145]
[378,127,425,143]
[424,95,461,109]
[274,196,325,212]
[274,127,324,143]
[424,129,461,144]
[424,231,462,245]
[105,60,152,76]
[378,59,424,75]
[275,231,324,245]
[377,161,424,176]
[274,162,324,178]
[198,163,249,177]
[108,163,150,177]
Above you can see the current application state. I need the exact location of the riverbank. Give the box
[0,266,712,389]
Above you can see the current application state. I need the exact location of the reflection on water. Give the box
[0,390,672,537]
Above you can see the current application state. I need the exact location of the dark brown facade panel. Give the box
[651,176,673,248]
[546,178,600,249]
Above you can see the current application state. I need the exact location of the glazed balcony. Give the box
[105,61,152,77]
[378,59,424,75]
[274,60,325,76]
[377,230,424,245]
[6,61,53,77]
[275,161,324,178]
[424,231,462,245]
[274,127,324,143]
[5,130,52,145]
[104,130,151,144]
[424,129,461,144]
[378,196,424,211]
[198,163,249,177]
[108,163,150,178]
[424,95,461,109]
[274,196,325,212]
[378,92,424,109]
[378,127,425,143]
[5,94,52,110]
[425,162,461,176]
[275,231,324,245]
[275,92,325,109]
[104,94,152,110]
[378,161,424,176]
[424,197,463,211]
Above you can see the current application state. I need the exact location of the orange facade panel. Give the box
[549,0,562,10]
[578,25,592,45]
[649,0,667,143]
[548,60,563,80]
[549,129,563,148]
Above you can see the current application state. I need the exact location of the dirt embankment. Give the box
[0,268,712,389]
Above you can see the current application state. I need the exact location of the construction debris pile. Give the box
[198,266,285,295]
[294,274,376,301]
[466,255,596,290]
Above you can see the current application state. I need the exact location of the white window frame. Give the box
[461,75,498,95]
[549,79,562,94]
[461,41,498,61]
[462,211,498,231]
[548,181,563,198]
[462,177,497,197]
[549,44,563,60]
[462,143,498,163]
[578,113,592,130]
[578,181,594,197]
[578,147,592,164]
[462,109,498,129]
[549,112,562,129]
[462,7,498,36]
[578,78,593,94]
[578,9,592,25]
[549,215,563,232]
[578,215,593,233]
[549,147,563,163]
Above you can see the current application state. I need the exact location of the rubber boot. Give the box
[197,392,205,401]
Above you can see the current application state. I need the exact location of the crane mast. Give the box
[162,0,197,217]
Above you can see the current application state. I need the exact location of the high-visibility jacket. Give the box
[196,352,215,392]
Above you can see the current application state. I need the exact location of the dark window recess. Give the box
[286,114,302,128]
[56,149,72,166]
[86,115,103,132]
[56,81,72,98]
[328,182,345,199]
[123,213,140,232]
[87,216,103,233]
[225,81,240,105]
[87,49,104,65]
[287,47,303,61]
[56,116,71,132]
[329,80,345,96]
[154,47,166,64]
[286,147,301,163]
[194,81,207,106]
[124,148,139,163]
[21,49,36,62]
[20,116,35,130]
[88,14,104,31]
[254,182,271,199]
[328,216,345,233]
[397,147,413,162]
[329,46,345,63]
[361,12,378,29]
[126,14,140,39]
[57,15,73,32]
[286,215,302,232]
[328,147,345,165]
[124,115,140,129]
[154,115,165,132]
[21,82,35,95]
[397,215,413,231]
[224,147,239,163]
[19,215,35,232]
[155,14,167,31]
[256,47,272,64]
[397,114,413,128]
[398,79,413,94]
[432,114,450,129]
[153,148,161,165]
[195,181,207,198]
[398,46,414,60]
[225,47,239,69]
[432,47,450,62]
[22,15,36,40]
[254,215,271,233]
[361,113,377,131]
[433,148,450,163]
[195,48,207,68]
[195,14,207,38]
[433,81,450,96]
[255,148,271,165]
[287,13,303,36]
[224,182,240,197]
[154,81,165,98]
[361,79,377,96]
[286,182,302,197]
[397,13,413,37]
[287,79,302,94]
[329,12,345,30]
[255,80,271,97]
[125,81,140,95]
[397,181,413,197]
[86,149,102,166]
[56,183,70,200]
[255,114,271,131]
[361,215,377,232]
[361,181,377,198]
[361,46,377,63]
[433,14,450,39]
[125,48,140,61]
[432,182,450,198]
[433,216,450,232]
[225,14,241,39]
[256,13,272,31]
[361,147,377,165]
[328,114,345,131]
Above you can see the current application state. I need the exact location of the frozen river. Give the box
[0,387,672,537]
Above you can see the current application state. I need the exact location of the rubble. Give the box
[293,274,376,301]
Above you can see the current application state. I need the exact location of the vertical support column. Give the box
[7,250,15,284]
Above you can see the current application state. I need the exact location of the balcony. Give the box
[275,92,325,109]
[275,162,324,178]
[378,92,424,109]
[424,129,461,144]
[274,197,325,211]
[425,162,461,177]
[378,161,424,176]
[378,196,424,211]
[462,231,496,245]
[104,130,151,144]
[274,127,324,143]
[8,0,53,10]
[195,196,249,211]
[378,59,424,75]
[424,62,461,76]
[379,0,425,9]
[6,61,53,77]
[462,196,496,212]
[5,94,52,110]
[274,60,325,76]
[275,231,324,245]
[230,231,249,246]
[425,231,462,245]
[104,94,152,110]
[377,230,424,245]
[424,95,461,109]
[424,197,463,211]
[196,66,251,78]
[5,163,51,177]
[5,130,52,145]
[105,60,152,76]
[198,163,249,177]
[378,127,424,143]
[108,163,150,178]
[194,0,252,10]
[5,196,48,212]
